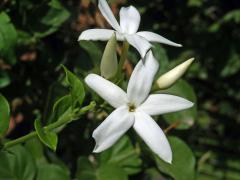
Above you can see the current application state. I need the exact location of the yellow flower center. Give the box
[128,103,136,112]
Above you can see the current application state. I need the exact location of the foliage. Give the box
[0,0,239,179]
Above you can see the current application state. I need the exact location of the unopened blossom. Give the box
[85,51,193,163]
[79,0,182,58]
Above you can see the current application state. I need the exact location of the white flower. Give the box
[79,0,182,58]
[85,51,193,163]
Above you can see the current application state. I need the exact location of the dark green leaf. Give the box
[34,118,58,151]
[62,66,85,108]
[53,95,72,120]
[34,0,70,38]
[161,79,197,129]
[155,136,196,180]
[36,164,70,180]
[0,71,10,88]
[0,12,17,64]
[0,93,10,137]
[0,145,36,180]
[100,136,142,175]
[76,156,128,180]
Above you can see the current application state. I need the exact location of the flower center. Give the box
[128,103,136,112]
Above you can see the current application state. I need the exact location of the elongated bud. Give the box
[157,58,194,89]
[100,33,118,79]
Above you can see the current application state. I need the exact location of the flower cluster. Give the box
[79,0,194,164]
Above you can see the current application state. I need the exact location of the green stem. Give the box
[116,41,129,78]
[3,102,96,149]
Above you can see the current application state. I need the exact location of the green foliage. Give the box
[161,79,197,129]
[34,118,58,151]
[0,12,17,65]
[0,71,11,88]
[36,164,70,180]
[0,94,10,137]
[99,136,142,175]
[63,66,85,109]
[155,136,196,180]
[33,0,70,38]
[0,146,36,180]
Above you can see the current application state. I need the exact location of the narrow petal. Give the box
[137,31,182,47]
[85,74,127,108]
[98,0,122,32]
[133,111,172,163]
[138,94,194,116]
[93,106,134,152]
[78,29,115,41]
[125,34,152,58]
[120,6,141,34]
[127,51,159,106]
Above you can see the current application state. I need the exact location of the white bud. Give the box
[157,58,194,89]
[100,33,118,79]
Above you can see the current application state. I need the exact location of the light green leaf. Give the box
[62,66,85,108]
[0,71,11,88]
[0,145,36,180]
[100,33,118,79]
[53,95,72,119]
[34,118,58,151]
[0,12,17,64]
[99,136,142,175]
[0,93,10,137]
[36,164,70,180]
[161,79,197,129]
[76,156,128,180]
[155,136,196,180]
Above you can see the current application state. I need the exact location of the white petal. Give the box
[138,94,194,116]
[133,111,172,163]
[127,51,159,106]
[93,106,134,152]
[98,0,122,32]
[137,31,182,47]
[78,29,115,41]
[125,34,152,58]
[85,74,127,108]
[120,6,141,34]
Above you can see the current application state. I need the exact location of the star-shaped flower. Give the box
[79,0,182,58]
[85,51,193,163]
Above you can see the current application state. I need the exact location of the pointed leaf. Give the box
[0,93,10,137]
[34,118,58,151]
[155,136,196,180]
[62,66,85,108]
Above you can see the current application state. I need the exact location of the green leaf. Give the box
[34,118,58,151]
[223,9,240,24]
[161,79,197,129]
[76,156,128,180]
[0,12,17,64]
[0,145,36,180]
[100,33,118,79]
[0,93,10,137]
[99,136,142,175]
[0,71,11,88]
[34,0,70,38]
[155,136,196,180]
[62,66,85,108]
[36,164,70,180]
[97,164,128,180]
[53,95,72,120]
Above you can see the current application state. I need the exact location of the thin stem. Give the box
[116,41,129,78]
[3,102,96,149]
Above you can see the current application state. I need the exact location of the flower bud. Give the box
[100,33,118,79]
[157,58,194,89]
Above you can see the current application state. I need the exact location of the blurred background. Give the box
[0,0,240,179]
